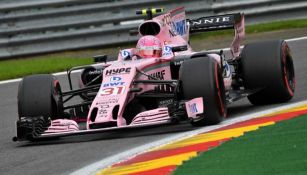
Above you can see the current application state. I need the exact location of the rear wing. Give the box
[189,13,245,58]
[189,13,243,33]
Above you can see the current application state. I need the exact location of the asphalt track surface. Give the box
[0,38,307,175]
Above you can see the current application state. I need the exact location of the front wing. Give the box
[13,97,204,142]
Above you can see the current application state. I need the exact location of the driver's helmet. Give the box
[136,35,162,58]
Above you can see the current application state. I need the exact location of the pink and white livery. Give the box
[14,7,295,142]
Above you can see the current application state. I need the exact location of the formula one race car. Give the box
[13,7,295,142]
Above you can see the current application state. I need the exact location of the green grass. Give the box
[1,18,307,81]
[0,44,132,81]
[174,115,307,175]
[0,56,92,80]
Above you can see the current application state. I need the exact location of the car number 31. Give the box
[100,86,125,96]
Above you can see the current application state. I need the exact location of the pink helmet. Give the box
[136,35,162,58]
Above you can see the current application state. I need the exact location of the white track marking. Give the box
[0,70,81,85]
[0,78,22,84]
[286,36,307,42]
[0,36,307,85]
[71,100,307,175]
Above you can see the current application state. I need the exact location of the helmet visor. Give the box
[139,49,162,58]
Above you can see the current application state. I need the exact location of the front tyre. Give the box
[241,40,295,105]
[18,74,64,120]
[180,57,226,126]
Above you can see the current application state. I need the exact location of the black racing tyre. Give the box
[180,57,226,126]
[18,74,63,120]
[123,100,146,125]
[241,40,295,105]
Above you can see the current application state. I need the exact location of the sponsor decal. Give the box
[158,99,173,107]
[161,13,171,26]
[110,76,122,81]
[96,98,119,105]
[188,103,198,114]
[103,82,125,87]
[169,29,177,37]
[223,61,231,78]
[105,67,131,76]
[121,50,130,59]
[98,104,109,115]
[149,70,165,80]
[137,111,159,117]
[163,46,172,56]
[173,60,183,66]
[99,104,110,108]
[88,69,103,75]
[100,86,125,96]
[98,108,108,115]
[191,16,231,26]
[173,19,186,36]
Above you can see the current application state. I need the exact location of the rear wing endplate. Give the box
[189,13,245,58]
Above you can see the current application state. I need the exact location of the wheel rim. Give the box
[282,43,295,96]
[53,80,63,118]
[215,63,226,117]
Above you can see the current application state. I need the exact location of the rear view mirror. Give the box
[172,45,188,52]
[93,55,107,63]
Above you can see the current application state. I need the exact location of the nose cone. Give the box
[86,65,137,129]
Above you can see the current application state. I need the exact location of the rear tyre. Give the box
[180,57,226,126]
[18,74,63,120]
[241,40,295,105]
